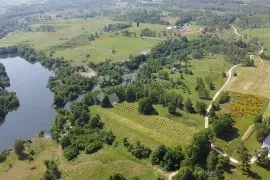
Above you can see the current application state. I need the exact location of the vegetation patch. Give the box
[229,93,264,117]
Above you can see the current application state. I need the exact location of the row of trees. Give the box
[103,23,131,32]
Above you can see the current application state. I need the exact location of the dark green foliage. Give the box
[85,141,103,154]
[168,99,177,114]
[151,145,184,171]
[104,23,131,32]
[255,121,270,143]
[123,138,151,159]
[141,28,156,37]
[63,146,79,161]
[138,97,156,115]
[185,130,213,165]
[254,114,263,124]
[255,147,270,167]
[212,113,234,138]
[0,62,19,120]
[237,141,251,171]
[42,160,61,180]
[60,136,71,149]
[218,91,230,104]
[101,95,112,108]
[173,166,195,180]
[0,149,11,163]
[70,102,90,126]
[109,172,125,180]
[14,139,25,157]
[196,101,207,115]
[184,98,194,113]
[207,152,218,171]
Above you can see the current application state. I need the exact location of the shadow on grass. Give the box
[218,127,240,142]
[18,152,33,161]
[243,169,262,180]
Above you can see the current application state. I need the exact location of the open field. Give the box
[91,102,198,149]
[159,55,231,106]
[0,138,159,180]
[226,57,270,98]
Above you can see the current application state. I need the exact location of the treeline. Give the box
[35,25,56,32]
[0,63,19,120]
[103,23,131,32]
[141,28,156,37]
[50,102,115,160]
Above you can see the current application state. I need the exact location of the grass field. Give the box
[0,138,160,180]
[91,102,199,149]
[226,57,270,99]
[159,55,231,106]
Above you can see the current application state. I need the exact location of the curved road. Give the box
[169,24,264,180]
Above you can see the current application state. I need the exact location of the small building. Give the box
[262,135,270,150]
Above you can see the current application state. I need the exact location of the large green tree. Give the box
[138,97,156,115]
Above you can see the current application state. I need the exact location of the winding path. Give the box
[169,25,264,180]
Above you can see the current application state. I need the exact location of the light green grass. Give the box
[0,138,159,180]
[91,102,198,149]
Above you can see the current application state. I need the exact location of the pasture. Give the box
[0,138,159,180]
[226,57,270,99]
[91,102,198,149]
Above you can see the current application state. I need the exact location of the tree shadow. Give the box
[218,127,240,142]
[171,112,182,117]
[243,169,262,180]
[18,152,33,161]
[257,162,270,171]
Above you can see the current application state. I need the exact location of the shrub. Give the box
[63,146,79,161]
[85,142,103,154]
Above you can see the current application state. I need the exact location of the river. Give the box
[0,56,56,151]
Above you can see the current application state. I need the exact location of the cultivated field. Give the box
[226,57,270,98]
[91,102,198,149]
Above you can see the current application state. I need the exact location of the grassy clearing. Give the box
[160,55,231,106]
[91,102,198,149]
[226,57,270,99]
[0,138,159,180]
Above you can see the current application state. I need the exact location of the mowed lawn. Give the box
[91,102,198,149]
[226,58,270,99]
[0,138,159,180]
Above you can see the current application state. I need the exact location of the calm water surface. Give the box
[0,57,56,151]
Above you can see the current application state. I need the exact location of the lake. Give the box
[0,57,56,151]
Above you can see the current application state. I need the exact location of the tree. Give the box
[207,151,218,171]
[212,113,234,138]
[168,99,177,114]
[14,139,24,157]
[136,21,140,27]
[109,172,125,180]
[184,98,194,113]
[43,160,61,180]
[237,141,251,171]
[254,114,263,124]
[196,101,207,115]
[173,166,195,180]
[101,95,112,108]
[138,97,156,115]
[218,91,230,104]
[186,129,213,165]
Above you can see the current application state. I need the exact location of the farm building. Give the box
[262,135,270,150]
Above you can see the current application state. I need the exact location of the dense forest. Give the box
[0,63,19,120]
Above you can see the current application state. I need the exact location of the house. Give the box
[262,135,270,150]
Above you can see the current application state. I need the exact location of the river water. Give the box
[0,56,57,151]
